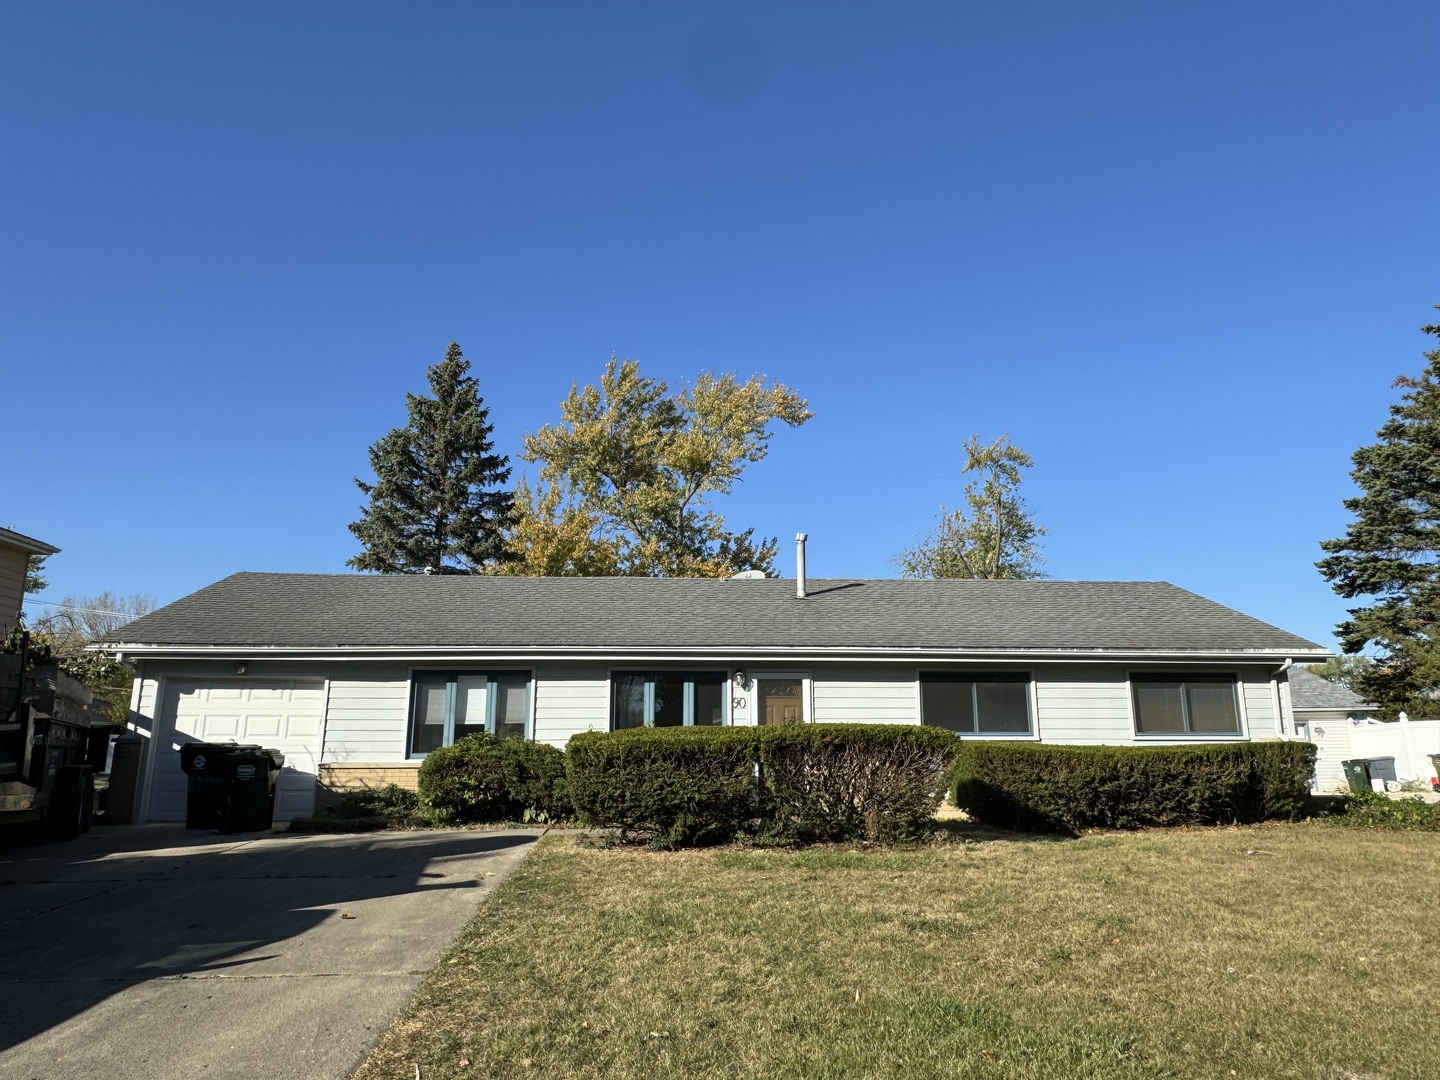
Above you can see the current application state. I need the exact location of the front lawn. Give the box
[356,825,1440,1080]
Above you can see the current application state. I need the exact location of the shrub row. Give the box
[409,728,1322,841]
[1332,790,1440,831]
[565,724,957,847]
[948,740,1318,835]
[417,734,571,824]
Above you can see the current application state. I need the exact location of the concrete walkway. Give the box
[0,824,541,1079]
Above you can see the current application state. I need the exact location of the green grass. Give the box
[355,824,1440,1080]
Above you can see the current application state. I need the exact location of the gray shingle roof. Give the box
[1288,666,1372,711]
[108,573,1328,656]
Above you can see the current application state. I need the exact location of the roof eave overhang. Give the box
[0,527,59,556]
[99,642,1334,665]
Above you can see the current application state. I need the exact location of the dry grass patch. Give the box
[355,824,1439,1080]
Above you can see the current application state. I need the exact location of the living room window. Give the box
[409,671,531,756]
[921,673,1031,735]
[611,671,728,729]
[1131,673,1240,735]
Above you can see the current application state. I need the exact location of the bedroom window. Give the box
[1131,674,1240,735]
[409,671,531,756]
[611,672,728,729]
[921,673,1031,735]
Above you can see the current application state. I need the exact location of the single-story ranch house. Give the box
[106,572,1331,822]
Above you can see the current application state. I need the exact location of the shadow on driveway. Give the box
[0,824,538,1074]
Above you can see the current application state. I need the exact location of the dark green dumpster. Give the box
[1341,758,1376,795]
[178,742,285,832]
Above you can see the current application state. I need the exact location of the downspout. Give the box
[1271,658,1293,739]
[795,533,808,599]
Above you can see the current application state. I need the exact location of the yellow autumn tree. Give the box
[499,357,811,577]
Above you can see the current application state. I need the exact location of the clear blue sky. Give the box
[3,2,1436,649]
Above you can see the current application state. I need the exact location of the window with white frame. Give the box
[409,671,531,756]
[1131,673,1240,735]
[611,671,728,729]
[921,673,1031,734]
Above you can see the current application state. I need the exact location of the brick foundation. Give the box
[316,762,422,809]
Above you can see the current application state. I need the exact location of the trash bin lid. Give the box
[228,747,286,770]
[180,742,264,774]
[182,741,262,754]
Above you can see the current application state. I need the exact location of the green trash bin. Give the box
[1341,758,1375,795]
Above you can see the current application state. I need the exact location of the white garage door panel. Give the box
[149,679,325,823]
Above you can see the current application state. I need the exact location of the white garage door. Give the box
[148,679,325,822]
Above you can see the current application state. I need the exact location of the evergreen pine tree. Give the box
[348,342,516,574]
[1318,315,1440,716]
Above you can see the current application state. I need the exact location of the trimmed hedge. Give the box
[949,740,1318,835]
[418,733,571,824]
[565,727,758,847]
[755,724,957,842]
[566,724,956,847]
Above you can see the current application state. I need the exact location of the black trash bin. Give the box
[225,747,286,832]
[179,742,284,832]
[180,742,256,830]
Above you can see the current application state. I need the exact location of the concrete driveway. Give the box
[0,824,541,1080]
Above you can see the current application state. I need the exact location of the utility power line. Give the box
[21,598,140,619]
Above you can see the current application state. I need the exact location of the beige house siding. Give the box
[0,544,27,632]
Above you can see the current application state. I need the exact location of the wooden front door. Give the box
[757,678,805,726]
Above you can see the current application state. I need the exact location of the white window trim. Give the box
[916,670,1038,738]
[1126,670,1248,740]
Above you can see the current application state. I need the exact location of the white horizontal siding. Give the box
[124,661,1294,777]
[129,673,160,738]
[532,666,609,748]
[1304,713,1353,792]
[321,669,410,763]
[1034,672,1133,743]
[812,670,917,725]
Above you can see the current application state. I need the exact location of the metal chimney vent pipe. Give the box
[796,533,808,598]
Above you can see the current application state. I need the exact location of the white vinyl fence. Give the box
[1304,715,1440,792]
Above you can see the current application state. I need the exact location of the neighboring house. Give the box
[1290,667,1440,791]
[1289,667,1376,791]
[105,572,1331,822]
[0,526,59,635]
